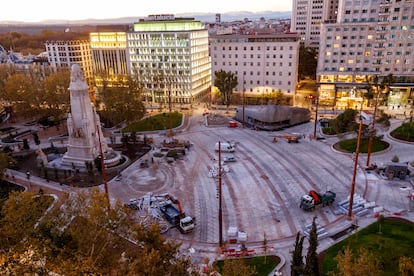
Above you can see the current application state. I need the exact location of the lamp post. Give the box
[218,141,223,248]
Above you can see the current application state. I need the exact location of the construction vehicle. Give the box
[272,134,299,143]
[300,190,336,211]
[159,195,195,233]
[162,138,191,149]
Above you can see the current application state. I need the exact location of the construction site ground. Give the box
[6,106,414,275]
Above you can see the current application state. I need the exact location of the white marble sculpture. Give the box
[61,64,109,168]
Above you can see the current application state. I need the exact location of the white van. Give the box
[215,142,235,152]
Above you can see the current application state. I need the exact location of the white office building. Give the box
[45,40,94,85]
[317,0,414,109]
[209,33,300,103]
[89,32,128,87]
[126,15,211,106]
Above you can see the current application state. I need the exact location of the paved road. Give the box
[104,107,414,274]
[10,108,413,275]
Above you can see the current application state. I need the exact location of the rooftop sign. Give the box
[145,14,175,21]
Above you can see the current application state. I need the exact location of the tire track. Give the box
[234,131,338,226]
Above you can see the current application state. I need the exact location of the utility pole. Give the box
[348,112,363,218]
[218,141,223,247]
[313,92,319,138]
[366,81,380,167]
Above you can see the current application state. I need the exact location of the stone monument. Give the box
[61,64,117,168]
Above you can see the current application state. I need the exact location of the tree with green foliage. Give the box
[298,45,317,80]
[291,232,305,276]
[96,74,146,126]
[0,30,90,55]
[42,69,71,119]
[304,217,319,276]
[329,108,359,134]
[399,256,414,276]
[0,151,13,179]
[221,258,257,276]
[0,189,198,275]
[214,69,238,108]
[334,246,381,276]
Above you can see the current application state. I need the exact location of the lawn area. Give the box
[214,255,280,275]
[390,121,414,142]
[321,218,414,275]
[122,112,183,132]
[335,138,389,153]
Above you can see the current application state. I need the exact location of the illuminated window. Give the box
[326,52,331,56]
[348,60,354,64]
[367,35,373,40]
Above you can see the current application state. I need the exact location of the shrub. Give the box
[322,127,336,135]
[391,155,399,162]
[166,150,178,159]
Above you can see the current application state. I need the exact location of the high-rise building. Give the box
[45,40,94,85]
[126,15,211,106]
[317,0,414,109]
[291,0,339,49]
[89,32,128,87]
[209,33,300,103]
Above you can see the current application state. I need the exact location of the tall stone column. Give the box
[61,64,108,168]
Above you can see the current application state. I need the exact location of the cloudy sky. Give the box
[2,0,292,22]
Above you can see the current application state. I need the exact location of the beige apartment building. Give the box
[317,0,414,110]
[209,33,300,104]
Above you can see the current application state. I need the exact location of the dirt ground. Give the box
[206,113,232,126]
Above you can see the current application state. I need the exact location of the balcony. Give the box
[379,0,391,7]
[373,46,385,51]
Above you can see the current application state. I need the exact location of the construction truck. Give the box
[300,190,336,211]
[159,195,195,233]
